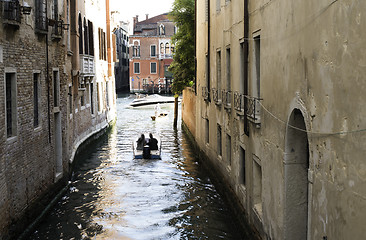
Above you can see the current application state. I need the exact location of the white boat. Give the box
[129,94,177,107]
[133,134,161,160]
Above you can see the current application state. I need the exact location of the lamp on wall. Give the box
[20,2,31,15]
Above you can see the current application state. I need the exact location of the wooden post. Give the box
[173,95,178,128]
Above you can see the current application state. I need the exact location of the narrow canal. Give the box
[29,95,251,239]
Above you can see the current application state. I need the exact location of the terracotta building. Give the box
[0,0,116,238]
[129,13,175,94]
[183,0,366,239]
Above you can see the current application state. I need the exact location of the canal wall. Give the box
[182,122,260,239]
[182,88,260,239]
[16,119,116,240]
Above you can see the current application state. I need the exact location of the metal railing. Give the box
[159,53,173,59]
[234,91,244,112]
[212,88,221,104]
[202,86,210,101]
[245,95,261,124]
[222,90,232,108]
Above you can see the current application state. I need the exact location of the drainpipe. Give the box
[194,0,197,94]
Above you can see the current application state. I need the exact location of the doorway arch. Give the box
[284,109,309,240]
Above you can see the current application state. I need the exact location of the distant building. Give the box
[113,20,130,93]
[129,13,175,94]
[0,0,116,238]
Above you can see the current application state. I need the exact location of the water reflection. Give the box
[30,96,249,240]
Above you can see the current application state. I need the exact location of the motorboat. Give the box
[129,94,177,107]
[133,134,161,160]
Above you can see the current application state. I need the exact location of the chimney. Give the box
[133,15,139,34]
[146,14,149,20]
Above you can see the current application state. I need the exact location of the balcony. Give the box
[222,90,232,109]
[3,1,21,27]
[159,53,173,59]
[202,86,210,102]
[212,88,222,105]
[234,92,245,115]
[245,95,261,125]
[79,55,95,76]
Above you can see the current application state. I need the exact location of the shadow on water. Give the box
[29,96,253,240]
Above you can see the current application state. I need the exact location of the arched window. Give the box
[165,42,170,55]
[88,21,94,56]
[78,14,83,54]
[159,24,165,35]
[84,18,89,55]
[160,43,164,54]
[133,41,140,57]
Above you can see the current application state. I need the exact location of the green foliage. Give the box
[169,0,195,94]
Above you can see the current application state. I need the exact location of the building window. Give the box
[90,82,94,114]
[226,134,231,165]
[226,47,231,91]
[53,70,60,108]
[79,14,83,54]
[205,119,209,144]
[159,24,165,35]
[33,73,40,128]
[52,0,62,36]
[134,62,140,74]
[254,35,261,99]
[133,41,140,57]
[240,41,249,135]
[97,82,102,112]
[216,50,221,91]
[160,42,164,54]
[151,62,157,74]
[217,124,222,156]
[84,18,89,55]
[35,0,47,32]
[98,28,107,60]
[5,72,17,138]
[165,43,171,55]
[88,21,94,56]
[3,0,21,22]
[240,147,246,185]
[253,157,262,216]
[150,45,156,57]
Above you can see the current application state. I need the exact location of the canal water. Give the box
[29,95,250,240]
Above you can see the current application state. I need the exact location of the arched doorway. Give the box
[284,109,309,240]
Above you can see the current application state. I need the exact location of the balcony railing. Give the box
[212,88,222,105]
[80,55,95,75]
[245,95,261,125]
[52,20,63,38]
[202,86,210,101]
[159,53,173,59]
[3,0,21,24]
[234,91,244,114]
[223,90,232,109]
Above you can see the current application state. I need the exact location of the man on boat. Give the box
[148,133,158,150]
[136,134,146,150]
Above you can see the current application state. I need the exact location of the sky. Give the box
[110,0,175,25]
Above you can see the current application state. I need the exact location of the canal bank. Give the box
[17,119,116,240]
[182,122,261,240]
